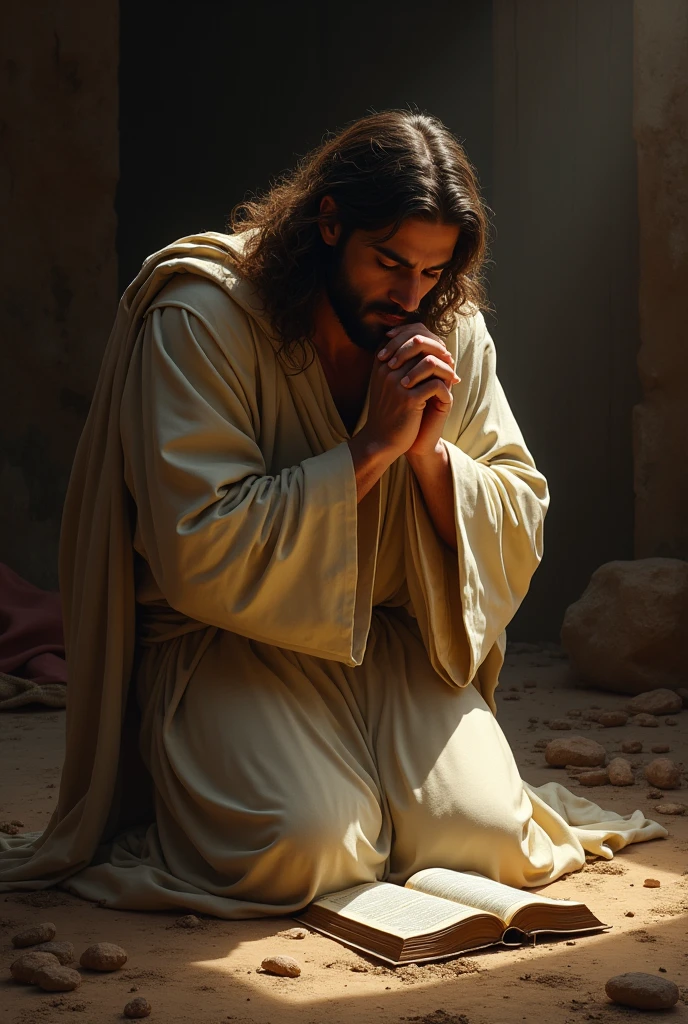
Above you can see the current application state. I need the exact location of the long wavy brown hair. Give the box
[229,110,490,371]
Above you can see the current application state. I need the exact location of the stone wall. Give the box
[492,0,638,638]
[633,0,688,559]
[0,5,119,588]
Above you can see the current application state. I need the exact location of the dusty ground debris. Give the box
[605,971,679,1009]
[80,942,128,971]
[34,964,82,992]
[261,955,302,977]
[10,950,60,983]
[11,921,57,948]
[123,996,152,1018]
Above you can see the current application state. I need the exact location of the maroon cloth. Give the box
[0,562,67,685]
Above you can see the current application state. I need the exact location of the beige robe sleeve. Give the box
[121,297,374,665]
[404,311,549,712]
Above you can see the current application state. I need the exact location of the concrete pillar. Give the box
[633,0,688,559]
[0,4,119,587]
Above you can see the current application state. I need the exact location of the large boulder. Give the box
[561,558,688,694]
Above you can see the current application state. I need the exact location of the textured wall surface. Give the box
[492,0,638,638]
[1,6,118,588]
[634,0,688,559]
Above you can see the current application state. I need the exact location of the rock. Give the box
[0,822,21,835]
[607,758,635,786]
[566,710,582,718]
[34,964,82,992]
[629,713,659,728]
[605,972,678,1010]
[528,717,539,723]
[584,710,603,722]
[651,744,670,754]
[523,681,537,689]
[621,740,643,754]
[655,802,687,815]
[80,942,128,971]
[624,911,634,917]
[502,693,520,701]
[11,922,57,948]
[676,687,688,707]
[32,941,75,965]
[598,711,629,727]
[533,739,549,750]
[645,758,682,789]
[545,736,607,768]
[577,769,609,787]
[665,717,678,726]
[10,951,60,983]
[175,914,202,929]
[278,927,309,939]
[261,955,302,977]
[561,558,688,694]
[549,719,572,730]
[648,788,664,798]
[124,997,152,1019]
[627,689,683,716]
[643,878,661,887]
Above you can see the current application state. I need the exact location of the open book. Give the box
[297,868,609,965]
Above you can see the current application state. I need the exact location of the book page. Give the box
[405,869,583,924]
[311,881,488,939]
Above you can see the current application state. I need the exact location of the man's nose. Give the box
[390,273,422,313]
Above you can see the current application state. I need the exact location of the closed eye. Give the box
[376,259,442,280]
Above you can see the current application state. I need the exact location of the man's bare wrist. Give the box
[347,432,397,501]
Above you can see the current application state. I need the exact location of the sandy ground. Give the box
[1,646,687,1024]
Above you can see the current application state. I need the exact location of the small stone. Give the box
[124,997,152,1019]
[549,719,572,730]
[32,941,75,965]
[605,971,678,1010]
[566,710,582,718]
[598,711,629,728]
[0,821,21,835]
[629,713,659,728]
[665,716,678,726]
[80,942,128,971]
[524,681,537,689]
[655,802,687,815]
[627,689,683,716]
[648,788,664,798]
[621,740,643,754]
[502,693,520,701]
[11,922,57,948]
[545,736,607,768]
[645,758,682,789]
[528,717,539,723]
[577,769,609,787]
[278,927,309,939]
[643,878,661,887]
[34,964,82,992]
[676,687,688,707]
[651,744,670,754]
[624,911,634,917]
[261,955,301,977]
[10,951,60,984]
[583,710,603,722]
[175,914,202,929]
[607,757,634,786]
[533,739,549,750]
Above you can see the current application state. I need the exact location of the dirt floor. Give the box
[1,646,687,1024]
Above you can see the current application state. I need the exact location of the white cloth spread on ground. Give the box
[0,232,667,914]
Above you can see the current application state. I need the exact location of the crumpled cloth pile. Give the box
[0,562,66,710]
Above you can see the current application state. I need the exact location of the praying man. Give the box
[0,111,665,912]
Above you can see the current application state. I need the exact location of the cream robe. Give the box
[0,233,666,914]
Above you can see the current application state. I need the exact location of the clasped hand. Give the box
[361,322,460,460]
